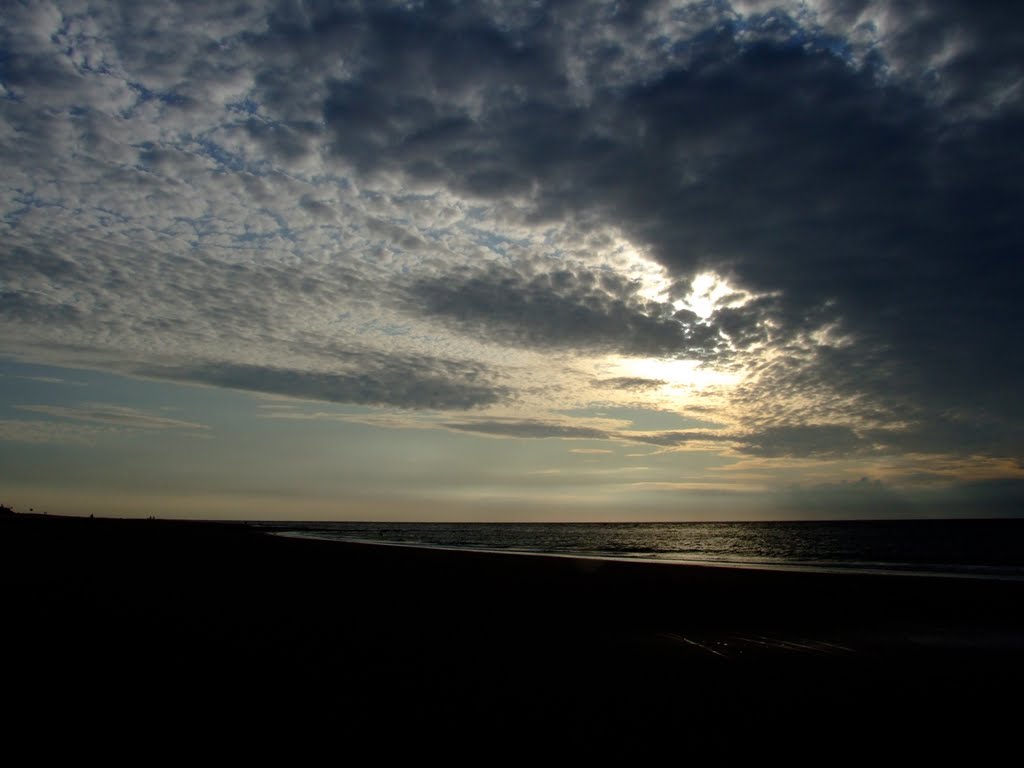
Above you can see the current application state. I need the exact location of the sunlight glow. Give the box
[604,258,754,400]
[681,271,754,320]
[609,356,741,390]
[625,248,756,322]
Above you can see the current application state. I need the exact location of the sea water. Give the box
[254,519,1024,580]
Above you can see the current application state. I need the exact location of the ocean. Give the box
[254,519,1024,580]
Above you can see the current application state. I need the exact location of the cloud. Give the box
[439,418,744,453]
[15,403,207,431]
[405,262,718,357]
[0,373,83,386]
[737,424,871,459]
[0,419,105,445]
[593,377,668,391]
[141,359,508,411]
[0,0,1021,468]
[771,476,916,517]
[307,0,1022,457]
[429,415,903,463]
[623,481,767,495]
[442,419,612,441]
[628,431,738,449]
[949,478,1024,513]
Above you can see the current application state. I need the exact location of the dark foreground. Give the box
[3,514,1023,760]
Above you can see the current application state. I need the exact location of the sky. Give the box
[1,0,1022,521]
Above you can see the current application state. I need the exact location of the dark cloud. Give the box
[441,419,864,459]
[441,420,738,449]
[139,358,508,411]
[948,478,1024,516]
[629,431,736,448]
[298,0,1022,457]
[738,424,871,459]
[406,262,719,357]
[593,377,668,391]
[434,418,890,461]
[774,475,1024,521]
[442,420,612,440]
[772,476,916,517]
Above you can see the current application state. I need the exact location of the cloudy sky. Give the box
[2,0,1022,520]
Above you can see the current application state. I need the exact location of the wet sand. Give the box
[3,514,1022,759]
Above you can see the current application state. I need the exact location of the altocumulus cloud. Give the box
[0,0,1021,467]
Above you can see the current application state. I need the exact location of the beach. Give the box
[3,513,1022,759]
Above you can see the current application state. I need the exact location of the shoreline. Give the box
[4,513,1024,756]
[7,512,1024,635]
[271,528,1024,582]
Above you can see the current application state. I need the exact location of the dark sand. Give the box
[3,514,1022,759]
